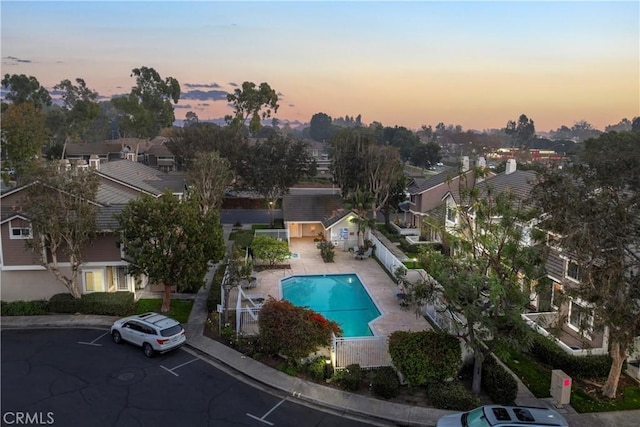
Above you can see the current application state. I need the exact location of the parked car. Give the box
[111,312,186,357]
[436,405,568,427]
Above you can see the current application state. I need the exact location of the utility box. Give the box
[550,369,572,407]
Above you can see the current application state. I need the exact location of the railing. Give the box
[254,229,289,241]
[389,222,420,236]
[235,286,262,336]
[331,333,391,370]
[368,232,407,275]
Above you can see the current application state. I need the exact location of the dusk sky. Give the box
[1,1,638,132]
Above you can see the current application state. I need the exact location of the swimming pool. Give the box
[280,274,381,337]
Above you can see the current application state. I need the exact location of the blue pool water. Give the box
[280,274,381,337]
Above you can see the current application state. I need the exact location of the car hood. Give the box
[436,413,464,427]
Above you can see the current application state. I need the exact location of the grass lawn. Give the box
[228,229,254,248]
[498,344,640,413]
[135,299,194,324]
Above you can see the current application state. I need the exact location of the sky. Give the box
[1,0,639,132]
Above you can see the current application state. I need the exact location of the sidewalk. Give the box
[2,243,639,426]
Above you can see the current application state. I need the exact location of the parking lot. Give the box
[1,329,387,427]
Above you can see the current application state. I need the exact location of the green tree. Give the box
[364,144,404,215]
[116,189,224,312]
[328,128,375,196]
[184,111,199,127]
[345,189,375,248]
[241,134,315,226]
[309,112,334,142]
[251,235,290,266]
[187,151,232,214]
[259,297,342,362]
[400,168,544,394]
[1,103,49,179]
[111,66,180,138]
[505,114,536,149]
[530,131,640,398]
[411,142,442,170]
[632,117,640,132]
[53,78,100,143]
[22,161,100,298]
[1,74,52,109]
[225,81,279,135]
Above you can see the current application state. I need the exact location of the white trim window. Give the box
[568,298,594,339]
[566,260,583,283]
[9,223,32,239]
[83,269,105,293]
[446,205,456,223]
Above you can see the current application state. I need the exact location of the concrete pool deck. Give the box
[244,237,431,337]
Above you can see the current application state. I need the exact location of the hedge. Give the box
[339,364,363,392]
[482,357,518,405]
[529,334,613,379]
[371,367,401,399]
[1,300,49,316]
[48,292,135,317]
[427,380,480,411]
[207,266,225,313]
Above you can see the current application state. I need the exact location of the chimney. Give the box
[125,151,136,162]
[476,157,487,168]
[60,159,71,171]
[505,158,517,175]
[461,156,470,172]
[89,154,100,170]
[76,159,88,170]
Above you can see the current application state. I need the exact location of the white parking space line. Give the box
[159,357,199,377]
[78,331,109,346]
[246,398,286,425]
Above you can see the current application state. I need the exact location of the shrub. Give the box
[258,297,342,361]
[206,266,225,313]
[0,300,49,316]
[47,292,135,316]
[339,364,363,391]
[482,357,518,405]
[371,367,400,399]
[318,241,335,262]
[251,235,290,266]
[529,334,612,379]
[427,380,480,411]
[47,293,83,314]
[306,356,328,382]
[389,330,462,386]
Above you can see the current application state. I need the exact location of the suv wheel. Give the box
[112,330,122,344]
[143,342,154,358]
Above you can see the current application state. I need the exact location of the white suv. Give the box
[111,312,186,357]
[436,405,568,427]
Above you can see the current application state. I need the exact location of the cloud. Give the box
[289,104,295,107]
[184,82,221,88]
[277,92,284,97]
[49,89,65,96]
[181,89,228,101]
[174,104,193,109]
[199,103,210,107]
[3,56,31,63]
[228,82,238,87]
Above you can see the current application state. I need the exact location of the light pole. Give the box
[268,200,274,227]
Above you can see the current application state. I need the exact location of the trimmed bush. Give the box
[47,292,135,316]
[340,364,363,391]
[371,367,400,399]
[318,241,335,263]
[389,330,462,386]
[306,356,327,382]
[427,381,480,411]
[207,266,225,313]
[529,334,612,379]
[0,300,49,316]
[482,357,518,405]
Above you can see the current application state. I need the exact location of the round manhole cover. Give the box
[108,368,145,386]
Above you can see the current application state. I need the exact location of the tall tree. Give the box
[111,66,180,138]
[1,74,52,109]
[22,161,100,298]
[225,81,279,135]
[309,112,334,142]
[241,134,315,226]
[328,128,375,196]
[184,111,199,127]
[116,189,225,312]
[411,142,441,170]
[505,114,536,149]
[187,151,232,214]
[400,168,544,394]
[345,189,375,248]
[54,78,100,143]
[363,144,404,214]
[530,131,640,398]
[1,103,49,179]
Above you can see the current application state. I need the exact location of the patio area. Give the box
[237,237,430,338]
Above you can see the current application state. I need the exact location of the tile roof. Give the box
[96,205,127,231]
[98,160,187,195]
[408,167,463,194]
[480,170,538,200]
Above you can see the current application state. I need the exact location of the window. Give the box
[446,206,456,223]
[84,270,105,293]
[568,299,594,337]
[567,260,582,282]
[9,224,32,239]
